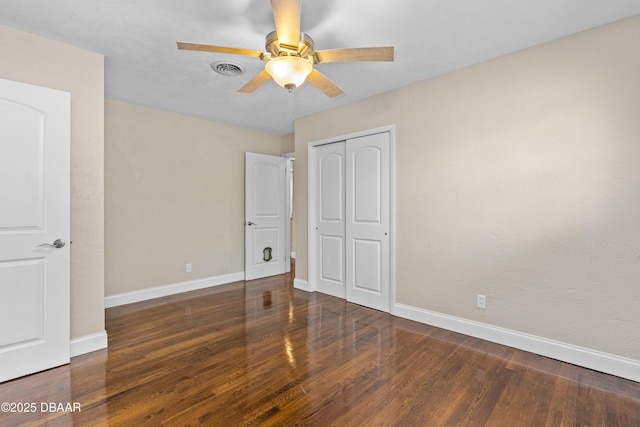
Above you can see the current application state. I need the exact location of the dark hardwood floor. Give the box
[1,267,639,426]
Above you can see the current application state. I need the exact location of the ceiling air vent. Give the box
[210,60,246,77]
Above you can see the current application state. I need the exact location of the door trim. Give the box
[283,156,293,274]
[307,125,396,314]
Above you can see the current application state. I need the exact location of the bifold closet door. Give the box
[314,141,346,298]
[345,132,390,312]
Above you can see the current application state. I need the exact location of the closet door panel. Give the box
[345,132,390,312]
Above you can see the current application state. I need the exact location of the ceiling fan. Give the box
[177,0,394,98]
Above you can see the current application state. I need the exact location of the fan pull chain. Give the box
[289,89,295,117]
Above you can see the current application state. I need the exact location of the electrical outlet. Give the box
[185,263,192,273]
[477,294,486,309]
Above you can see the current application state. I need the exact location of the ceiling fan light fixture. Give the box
[177,1,393,97]
[265,56,312,91]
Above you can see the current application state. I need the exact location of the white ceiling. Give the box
[2,1,639,135]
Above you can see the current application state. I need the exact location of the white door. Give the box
[245,153,288,281]
[315,142,346,298]
[345,132,390,312]
[0,78,71,383]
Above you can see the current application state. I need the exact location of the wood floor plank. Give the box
[0,268,638,426]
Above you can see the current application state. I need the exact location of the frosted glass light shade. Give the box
[265,56,313,90]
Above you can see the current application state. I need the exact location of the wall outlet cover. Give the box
[477,294,486,309]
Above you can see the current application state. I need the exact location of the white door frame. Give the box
[307,125,396,314]
[282,153,294,270]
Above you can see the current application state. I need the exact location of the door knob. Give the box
[247,221,257,226]
[40,239,66,249]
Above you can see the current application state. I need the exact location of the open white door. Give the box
[245,153,288,281]
[0,78,71,383]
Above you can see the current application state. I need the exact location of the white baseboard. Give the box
[70,330,108,357]
[104,272,245,308]
[291,251,296,259]
[293,278,309,292]
[394,303,640,383]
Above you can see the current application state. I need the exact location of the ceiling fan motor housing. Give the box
[266,31,316,62]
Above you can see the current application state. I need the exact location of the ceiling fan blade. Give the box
[177,42,265,59]
[270,0,301,51]
[315,47,395,64]
[238,70,272,94]
[306,69,343,98]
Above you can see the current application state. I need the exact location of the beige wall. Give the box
[281,133,295,154]
[0,25,105,340]
[105,100,284,295]
[294,15,640,360]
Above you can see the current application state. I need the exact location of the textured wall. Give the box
[294,15,640,360]
[0,25,105,340]
[105,100,284,295]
